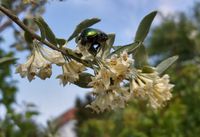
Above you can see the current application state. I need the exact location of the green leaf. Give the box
[108,42,140,58]
[35,17,57,45]
[1,0,12,8]
[74,73,93,88]
[34,18,46,41]
[156,55,179,74]
[0,57,17,64]
[67,18,101,41]
[24,31,33,43]
[132,44,148,68]
[103,34,115,57]
[135,11,157,42]
[23,18,32,26]
[107,34,115,46]
[25,111,39,119]
[112,46,123,50]
[56,38,67,47]
[142,66,155,73]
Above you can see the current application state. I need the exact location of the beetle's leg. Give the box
[89,44,97,56]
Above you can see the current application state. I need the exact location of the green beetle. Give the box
[76,28,108,55]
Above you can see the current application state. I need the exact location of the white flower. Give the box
[16,55,35,81]
[120,50,134,66]
[16,40,66,81]
[16,43,52,81]
[88,67,111,89]
[39,46,65,66]
[57,60,85,86]
[131,71,174,109]
[87,66,131,113]
[106,51,134,78]
[37,64,52,80]
[86,52,136,112]
[75,41,94,61]
[86,86,130,113]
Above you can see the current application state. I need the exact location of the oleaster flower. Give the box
[16,41,65,81]
[86,86,130,113]
[89,67,111,89]
[130,70,174,109]
[57,60,85,86]
[87,50,174,112]
[39,45,65,66]
[75,41,94,61]
[87,66,130,113]
[106,51,134,78]
[87,55,133,113]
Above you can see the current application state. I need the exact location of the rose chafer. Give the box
[76,28,108,56]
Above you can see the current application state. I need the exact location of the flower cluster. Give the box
[57,60,85,86]
[16,40,174,113]
[16,41,85,85]
[86,51,174,112]
[131,71,174,109]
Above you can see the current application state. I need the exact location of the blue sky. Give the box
[0,0,196,125]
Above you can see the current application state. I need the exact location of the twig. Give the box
[0,5,90,67]
[0,20,12,32]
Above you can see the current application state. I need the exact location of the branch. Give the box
[0,0,47,32]
[0,5,90,67]
[0,19,12,32]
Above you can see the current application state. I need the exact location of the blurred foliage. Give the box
[0,46,46,137]
[0,0,47,51]
[75,2,200,137]
[0,1,60,137]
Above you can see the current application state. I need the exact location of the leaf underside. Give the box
[67,18,101,42]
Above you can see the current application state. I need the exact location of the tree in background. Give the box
[0,1,57,137]
[75,2,200,137]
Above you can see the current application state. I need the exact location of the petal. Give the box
[15,54,35,78]
[37,64,52,80]
[39,46,65,65]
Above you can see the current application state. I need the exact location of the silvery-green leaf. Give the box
[132,44,148,68]
[135,11,157,42]
[24,31,33,43]
[156,56,179,74]
[34,18,46,41]
[35,17,57,45]
[142,66,155,73]
[107,34,115,46]
[107,42,140,58]
[0,57,17,64]
[112,46,123,50]
[67,18,101,41]
[74,73,93,88]
[1,0,11,8]
[102,34,115,57]
[56,38,67,47]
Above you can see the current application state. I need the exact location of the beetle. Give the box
[76,28,108,56]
